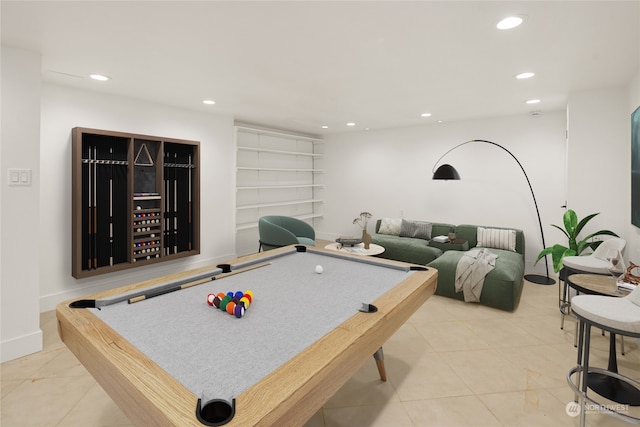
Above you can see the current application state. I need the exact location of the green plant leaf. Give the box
[551,245,575,272]
[534,246,556,263]
[563,210,578,236]
[536,209,620,273]
[573,212,600,237]
[576,230,620,254]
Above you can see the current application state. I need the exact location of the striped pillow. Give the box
[477,227,516,252]
[399,220,432,240]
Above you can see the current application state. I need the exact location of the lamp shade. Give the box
[432,164,461,180]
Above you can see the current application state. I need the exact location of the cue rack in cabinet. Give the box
[72,127,200,279]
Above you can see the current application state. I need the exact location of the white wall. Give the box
[38,84,237,311]
[319,112,567,275]
[567,82,639,265]
[1,46,43,362]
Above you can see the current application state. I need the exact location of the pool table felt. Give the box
[90,249,414,402]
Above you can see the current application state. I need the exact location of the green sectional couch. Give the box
[372,220,525,311]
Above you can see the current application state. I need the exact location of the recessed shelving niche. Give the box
[234,126,324,255]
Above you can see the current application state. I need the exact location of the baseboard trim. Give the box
[1,329,43,363]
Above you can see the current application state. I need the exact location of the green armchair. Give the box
[258,216,316,251]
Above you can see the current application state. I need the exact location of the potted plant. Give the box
[353,212,373,249]
[535,209,619,273]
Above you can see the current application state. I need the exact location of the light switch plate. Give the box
[8,168,31,186]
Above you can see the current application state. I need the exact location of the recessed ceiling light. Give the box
[321,125,329,129]
[421,113,432,117]
[436,120,444,123]
[346,122,356,126]
[497,16,523,30]
[89,74,110,81]
[515,72,535,79]
[525,99,541,104]
[202,99,216,105]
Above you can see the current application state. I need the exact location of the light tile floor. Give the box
[2,280,639,426]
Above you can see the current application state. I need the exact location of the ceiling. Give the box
[2,1,639,136]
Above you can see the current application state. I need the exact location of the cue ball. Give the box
[315,265,323,274]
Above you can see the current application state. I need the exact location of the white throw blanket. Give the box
[455,248,498,302]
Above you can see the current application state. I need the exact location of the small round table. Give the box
[568,274,628,297]
[567,274,640,405]
[324,242,385,256]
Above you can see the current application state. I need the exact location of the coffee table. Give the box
[567,273,640,405]
[325,242,385,256]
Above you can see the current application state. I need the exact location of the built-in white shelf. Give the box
[234,125,324,254]
[236,199,323,210]
[237,184,324,191]
[237,166,324,173]
[235,125,325,144]
[237,146,322,158]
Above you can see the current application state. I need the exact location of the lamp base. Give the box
[524,273,556,285]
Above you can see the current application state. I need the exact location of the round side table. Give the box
[324,242,385,256]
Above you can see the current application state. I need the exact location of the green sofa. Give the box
[372,220,525,311]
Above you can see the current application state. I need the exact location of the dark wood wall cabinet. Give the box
[72,127,200,278]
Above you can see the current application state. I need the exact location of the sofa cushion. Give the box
[428,248,524,311]
[371,233,442,265]
[400,219,432,240]
[378,218,402,235]
[455,224,525,256]
[477,227,517,252]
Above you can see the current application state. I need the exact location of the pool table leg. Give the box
[373,347,387,381]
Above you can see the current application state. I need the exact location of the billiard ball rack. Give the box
[72,127,200,278]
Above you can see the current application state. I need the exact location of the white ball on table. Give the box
[315,265,323,274]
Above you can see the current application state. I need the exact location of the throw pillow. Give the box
[378,218,402,235]
[477,227,517,252]
[399,220,432,240]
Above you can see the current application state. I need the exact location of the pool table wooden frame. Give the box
[57,245,438,426]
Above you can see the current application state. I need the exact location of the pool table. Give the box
[57,245,437,426]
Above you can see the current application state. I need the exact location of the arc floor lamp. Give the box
[432,139,555,285]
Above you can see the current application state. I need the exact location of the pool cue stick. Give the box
[173,153,178,253]
[167,150,172,255]
[162,153,169,255]
[92,146,98,268]
[128,276,213,304]
[188,154,192,251]
[128,261,272,304]
[167,155,172,254]
[109,146,113,266]
[87,144,92,270]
